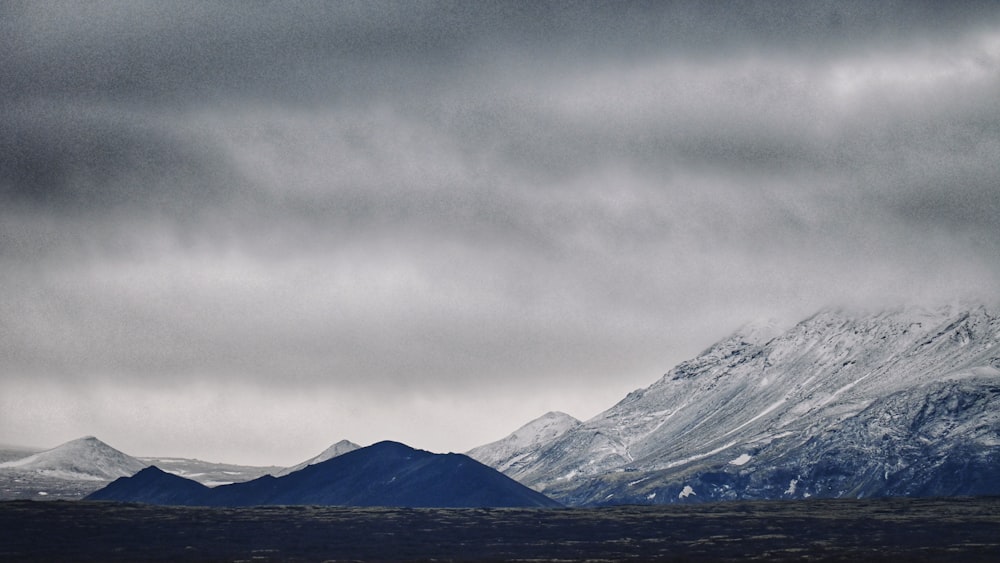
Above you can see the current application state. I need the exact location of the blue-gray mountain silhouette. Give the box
[87,465,211,505]
[87,440,560,508]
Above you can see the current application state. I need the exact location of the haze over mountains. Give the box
[468,305,1000,504]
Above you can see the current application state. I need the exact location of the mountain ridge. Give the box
[473,305,1000,505]
[87,440,562,508]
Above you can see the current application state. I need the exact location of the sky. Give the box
[2,1,1000,466]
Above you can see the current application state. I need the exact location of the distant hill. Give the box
[88,441,561,508]
[0,436,146,481]
[274,439,360,476]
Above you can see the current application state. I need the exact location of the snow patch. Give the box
[729,453,752,466]
[557,469,578,481]
[719,398,787,439]
[678,485,696,499]
[646,491,656,500]
[784,479,798,495]
[662,440,739,470]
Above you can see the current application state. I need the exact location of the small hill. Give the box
[87,441,561,508]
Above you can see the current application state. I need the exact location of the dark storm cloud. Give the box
[0,104,231,213]
[3,1,1000,461]
[4,1,997,104]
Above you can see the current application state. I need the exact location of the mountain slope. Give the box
[467,412,580,476]
[275,439,360,477]
[495,305,1000,505]
[87,441,561,508]
[0,436,147,481]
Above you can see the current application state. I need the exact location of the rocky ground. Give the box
[3,496,999,561]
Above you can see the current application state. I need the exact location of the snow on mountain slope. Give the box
[466,412,580,475]
[501,305,1000,505]
[0,445,42,464]
[0,436,147,481]
[275,439,361,477]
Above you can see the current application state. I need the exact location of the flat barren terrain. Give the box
[3,496,999,561]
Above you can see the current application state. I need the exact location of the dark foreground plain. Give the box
[3,497,999,562]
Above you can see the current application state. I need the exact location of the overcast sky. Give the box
[2,1,999,466]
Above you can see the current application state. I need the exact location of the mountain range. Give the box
[87,441,560,508]
[1,437,289,499]
[6,305,999,506]
[466,305,1000,504]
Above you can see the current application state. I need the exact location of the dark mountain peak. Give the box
[132,465,170,478]
[87,465,209,504]
[87,440,560,508]
[366,440,424,454]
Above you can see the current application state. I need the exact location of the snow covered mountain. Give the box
[466,412,580,476]
[275,439,360,476]
[486,305,1000,505]
[0,436,147,482]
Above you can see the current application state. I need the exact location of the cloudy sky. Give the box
[2,1,999,466]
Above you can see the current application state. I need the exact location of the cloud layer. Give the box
[3,2,999,464]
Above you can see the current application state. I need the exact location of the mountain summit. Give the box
[88,440,561,508]
[477,305,1000,505]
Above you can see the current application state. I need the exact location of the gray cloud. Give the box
[2,1,1000,463]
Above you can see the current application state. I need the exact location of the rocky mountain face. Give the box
[88,441,562,508]
[485,306,1000,505]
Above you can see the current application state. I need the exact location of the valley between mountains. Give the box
[3,304,999,507]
